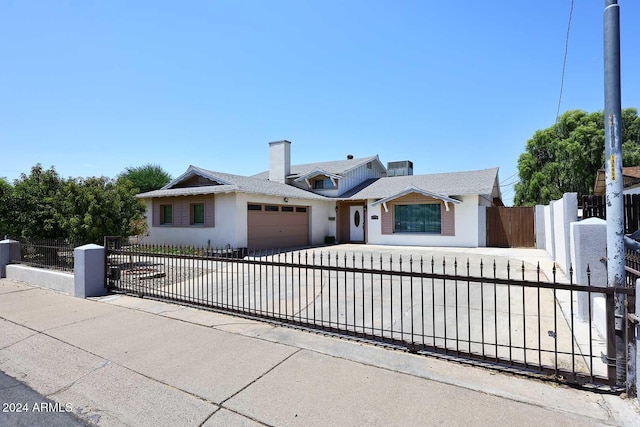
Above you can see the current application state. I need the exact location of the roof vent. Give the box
[387,160,414,177]
[347,154,354,160]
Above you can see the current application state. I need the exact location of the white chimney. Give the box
[269,140,291,184]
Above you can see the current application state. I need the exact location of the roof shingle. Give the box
[137,164,500,202]
[342,168,500,200]
[251,155,382,179]
[137,166,328,200]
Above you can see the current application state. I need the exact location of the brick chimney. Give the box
[269,140,291,184]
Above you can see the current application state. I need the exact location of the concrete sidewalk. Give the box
[0,279,638,427]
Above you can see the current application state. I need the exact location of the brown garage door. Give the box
[247,204,310,250]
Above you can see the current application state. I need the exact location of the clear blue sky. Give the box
[1,1,639,205]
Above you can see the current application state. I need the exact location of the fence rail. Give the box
[11,238,84,273]
[583,194,640,234]
[105,239,635,388]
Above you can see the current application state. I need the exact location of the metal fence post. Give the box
[606,291,618,383]
[630,280,638,398]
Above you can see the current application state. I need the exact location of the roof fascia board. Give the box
[342,155,387,175]
[370,186,462,207]
[162,165,232,190]
[293,169,343,183]
[136,185,238,198]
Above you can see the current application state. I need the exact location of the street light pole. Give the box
[603,0,626,387]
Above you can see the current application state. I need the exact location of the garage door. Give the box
[247,204,309,250]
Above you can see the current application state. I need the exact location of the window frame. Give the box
[160,204,173,225]
[190,203,205,225]
[313,178,334,190]
[393,203,442,234]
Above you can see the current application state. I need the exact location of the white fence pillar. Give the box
[570,218,607,327]
[535,205,546,250]
[0,239,20,278]
[74,244,106,298]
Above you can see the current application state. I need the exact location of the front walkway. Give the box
[1,278,639,426]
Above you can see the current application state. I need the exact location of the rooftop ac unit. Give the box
[387,160,414,177]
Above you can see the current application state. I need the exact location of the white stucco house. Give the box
[136,140,502,250]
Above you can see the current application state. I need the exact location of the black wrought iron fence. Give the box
[625,249,640,286]
[583,194,640,234]
[12,238,84,273]
[105,240,635,388]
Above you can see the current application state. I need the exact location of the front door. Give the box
[349,205,364,241]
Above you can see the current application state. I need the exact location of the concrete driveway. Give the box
[111,244,609,381]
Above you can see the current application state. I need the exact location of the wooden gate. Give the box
[487,207,535,248]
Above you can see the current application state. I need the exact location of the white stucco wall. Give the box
[535,205,546,250]
[269,140,290,183]
[477,206,487,247]
[366,195,482,247]
[478,194,493,207]
[141,193,240,248]
[142,193,336,248]
[543,204,555,259]
[551,193,577,273]
[569,218,607,321]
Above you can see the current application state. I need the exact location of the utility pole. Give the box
[603,0,626,388]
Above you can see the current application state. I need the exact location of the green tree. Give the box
[0,177,16,238]
[3,164,147,243]
[11,164,65,239]
[56,176,147,244]
[118,164,171,194]
[514,108,640,206]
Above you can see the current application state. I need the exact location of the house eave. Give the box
[293,169,343,183]
[161,165,232,190]
[370,186,462,207]
[136,186,238,199]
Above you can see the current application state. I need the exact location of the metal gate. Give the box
[487,207,536,248]
[104,237,635,390]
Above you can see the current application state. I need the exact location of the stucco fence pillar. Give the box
[570,219,639,397]
[0,240,105,298]
[569,218,607,336]
[0,239,21,278]
[74,244,106,298]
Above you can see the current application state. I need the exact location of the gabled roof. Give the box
[137,164,501,203]
[293,169,343,183]
[137,165,327,200]
[161,166,232,189]
[370,186,462,206]
[343,168,500,200]
[252,155,384,180]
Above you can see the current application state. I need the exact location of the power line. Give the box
[501,171,518,181]
[556,0,575,121]
[500,179,520,188]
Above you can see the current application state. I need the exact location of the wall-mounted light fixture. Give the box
[284,198,289,203]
